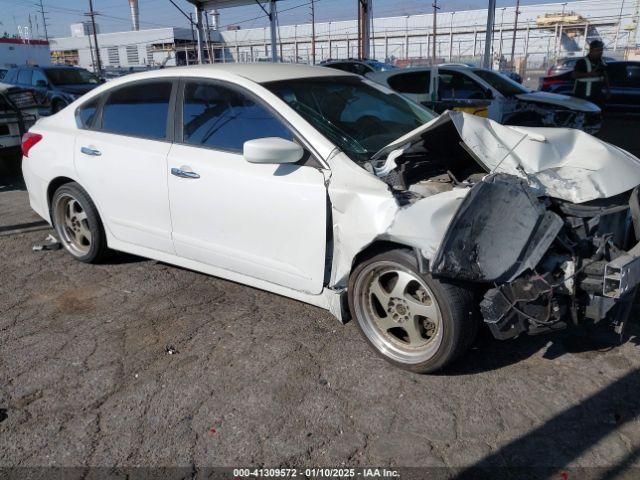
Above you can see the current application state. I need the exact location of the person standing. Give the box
[572,39,610,107]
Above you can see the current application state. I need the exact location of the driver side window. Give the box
[438,71,487,100]
[182,80,293,152]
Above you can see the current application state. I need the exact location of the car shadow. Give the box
[452,367,640,479]
[0,175,26,193]
[103,251,148,265]
[441,315,640,376]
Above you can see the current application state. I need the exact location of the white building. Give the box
[0,38,51,69]
[50,27,217,71]
[70,21,100,38]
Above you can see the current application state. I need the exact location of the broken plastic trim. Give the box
[430,173,563,283]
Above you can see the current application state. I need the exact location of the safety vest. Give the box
[574,56,605,97]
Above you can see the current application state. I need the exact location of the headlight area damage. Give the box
[431,173,640,340]
[328,110,640,339]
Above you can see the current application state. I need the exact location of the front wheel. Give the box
[348,249,477,373]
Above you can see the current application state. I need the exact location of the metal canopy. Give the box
[186,0,281,9]
[186,0,281,63]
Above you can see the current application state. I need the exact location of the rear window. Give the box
[388,71,430,94]
[3,69,17,83]
[76,96,101,129]
[45,68,99,86]
[100,81,172,140]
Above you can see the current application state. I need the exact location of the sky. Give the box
[0,0,588,39]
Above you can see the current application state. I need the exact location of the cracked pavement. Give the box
[1,118,640,474]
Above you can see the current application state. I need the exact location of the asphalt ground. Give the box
[1,113,639,478]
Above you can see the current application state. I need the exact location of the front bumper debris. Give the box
[431,173,640,340]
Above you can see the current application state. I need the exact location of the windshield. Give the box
[44,68,99,86]
[472,69,530,96]
[265,77,436,163]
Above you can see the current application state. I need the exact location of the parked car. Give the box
[21,64,640,373]
[4,65,101,113]
[539,61,640,113]
[546,55,616,77]
[320,58,397,75]
[440,63,523,83]
[368,65,602,133]
[0,83,39,155]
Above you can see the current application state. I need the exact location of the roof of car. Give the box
[107,63,356,84]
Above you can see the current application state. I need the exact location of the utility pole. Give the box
[38,0,49,41]
[483,0,496,68]
[86,0,102,75]
[310,0,316,64]
[510,0,520,66]
[358,0,371,59]
[432,0,439,65]
[448,11,455,62]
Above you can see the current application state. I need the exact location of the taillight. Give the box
[540,77,566,90]
[21,132,42,157]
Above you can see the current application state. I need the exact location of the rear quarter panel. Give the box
[22,111,80,222]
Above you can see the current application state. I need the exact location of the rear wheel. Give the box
[348,249,476,373]
[51,182,108,263]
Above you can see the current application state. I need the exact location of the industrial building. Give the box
[48,0,639,73]
[49,26,216,70]
[0,38,51,69]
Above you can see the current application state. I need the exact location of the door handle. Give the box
[171,167,200,179]
[80,146,101,156]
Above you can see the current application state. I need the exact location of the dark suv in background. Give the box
[4,65,101,113]
[539,61,640,113]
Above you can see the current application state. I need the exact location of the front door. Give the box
[167,79,327,294]
[74,79,175,253]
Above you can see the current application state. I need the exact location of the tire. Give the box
[51,182,109,263]
[348,249,476,373]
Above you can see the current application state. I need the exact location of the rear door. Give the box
[166,78,328,294]
[74,79,176,253]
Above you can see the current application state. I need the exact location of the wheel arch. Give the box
[351,240,423,275]
[47,177,107,232]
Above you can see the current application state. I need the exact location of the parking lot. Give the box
[1,114,640,477]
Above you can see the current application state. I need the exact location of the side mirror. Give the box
[243,137,304,165]
[36,80,48,87]
[485,89,494,100]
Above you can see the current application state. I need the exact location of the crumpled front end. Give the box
[431,173,640,340]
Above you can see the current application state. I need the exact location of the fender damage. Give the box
[328,111,640,337]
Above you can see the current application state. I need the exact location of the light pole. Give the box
[448,11,455,61]
[510,0,520,66]
[483,0,496,68]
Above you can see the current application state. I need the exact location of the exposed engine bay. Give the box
[368,111,640,341]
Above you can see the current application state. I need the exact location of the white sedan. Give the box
[21,64,640,373]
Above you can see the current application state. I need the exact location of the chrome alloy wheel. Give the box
[353,261,443,364]
[53,193,92,257]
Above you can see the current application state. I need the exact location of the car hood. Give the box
[56,84,97,96]
[515,91,601,113]
[372,110,640,204]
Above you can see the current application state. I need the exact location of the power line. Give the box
[38,0,48,41]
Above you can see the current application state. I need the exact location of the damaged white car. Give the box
[22,65,640,373]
